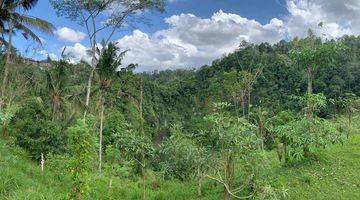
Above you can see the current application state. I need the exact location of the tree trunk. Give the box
[98,91,105,172]
[284,143,289,163]
[307,67,313,95]
[0,23,13,111]
[247,90,251,119]
[224,154,233,200]
[142,157,146,200]
[76,190,82,200]
[83,68,95,118]
[41,152,45,173]
[240,92,245,118]
[108,165,113,200]
[224,186,230,200]
[108,177,113,200]
[83,6,98,119]
[347,111,352,139]
[197,168,203,196]
[306,67,313,118]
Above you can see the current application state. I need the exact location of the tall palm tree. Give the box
[45,58,69,120]
[0,0,55,110]
[93,41,127,172]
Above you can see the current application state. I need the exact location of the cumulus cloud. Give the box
[284,0,354,39]
[63,0,360,71]
[39,50,58,61]
[62,43,90,64]
[116,10,285,71]
[55,27,87,43]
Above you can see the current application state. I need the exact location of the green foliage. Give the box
[0,0,55,44]
[118,130,154,167]
[158,124,205,180]
[202,103,258,153]
[67,119,96,200]
[275,116,344,161]
[2,23,360,200]
[11,98,65,159]
[290,33,345,70]
[104,145,133,178]
[300,93,327,116]
[50,0,165,24]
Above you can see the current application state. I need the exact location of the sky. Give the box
[11,0,360,71]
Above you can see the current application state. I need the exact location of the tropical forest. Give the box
[0,0,359,199]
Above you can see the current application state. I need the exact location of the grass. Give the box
[0,140,69,199]
[268,135,360,199]
[0,134,359,199]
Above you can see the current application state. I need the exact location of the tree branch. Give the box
[205,174,253,199]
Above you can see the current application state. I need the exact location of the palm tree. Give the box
[45,58,69,120]
[0,0,55,110]
[94,41,128,172]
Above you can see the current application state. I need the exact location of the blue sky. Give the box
[11,0,360,71]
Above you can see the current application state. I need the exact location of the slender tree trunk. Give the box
[306,67,313,95]
[197,167,203,196]
[223,154,233,200]
[284,143,289,163]
[98,90,105,172]
[304,67,314,155]
[83,9,97,118]
[76,190,82,200]
[306,67,314,119]
[84,68,95,118]
[347,110,352,139]
[108,165,113,199]
[0,23,13,111]
[224,185,230,200]
[142,155,146,200]
[41,152,45,173]
[247,90,251,119]
[240,92,245,118]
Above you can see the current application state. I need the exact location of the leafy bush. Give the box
[158,124,204,180]
[10,98,65,160]
[67,119,96,200]
[275,116,345,161]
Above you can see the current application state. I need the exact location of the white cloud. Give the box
[39,50,58,61]
[60,0,360,71]
[284,0,354,39]
[116,10,285,71]
[62,43,90,64]
[55,27,87,43]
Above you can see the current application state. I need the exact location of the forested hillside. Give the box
[1,0,360,199]
[1,33,360,199]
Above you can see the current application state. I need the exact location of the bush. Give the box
[10,98,65,160]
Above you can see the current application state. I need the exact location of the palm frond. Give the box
[12,13,55,34]
[13,21,42,44]
[20,0,39,10]
[5,0,39,10]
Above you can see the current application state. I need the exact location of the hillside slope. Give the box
[269,135,360,199]
[0,140,69,199]
[0,135,359,200]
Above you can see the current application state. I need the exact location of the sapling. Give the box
[68,119,95,200]
[202,102,259,200]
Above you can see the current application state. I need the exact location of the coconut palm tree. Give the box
[45,58,69,120]
[0,0,55,110]
[92,41,128,172]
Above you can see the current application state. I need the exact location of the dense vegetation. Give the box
[1,0,360,200]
